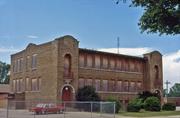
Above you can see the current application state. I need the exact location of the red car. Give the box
[29,103,64,114]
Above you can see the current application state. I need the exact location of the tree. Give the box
[138,91,160,102]
[0,61,10,84]
[144,96,161,111]
[168,83,180,97]
[76,86,100,101]
[131,0,180,35]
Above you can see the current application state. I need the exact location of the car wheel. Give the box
[42,110,46,115]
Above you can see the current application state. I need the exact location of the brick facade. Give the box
[10,35,163,106]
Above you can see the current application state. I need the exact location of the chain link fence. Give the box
[0,101,116,118]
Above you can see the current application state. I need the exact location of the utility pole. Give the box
[165,80,171,97]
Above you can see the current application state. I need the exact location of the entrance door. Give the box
[62,86,72,101]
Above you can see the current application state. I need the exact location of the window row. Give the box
[78,78,142,92]
[12,77,41,92]
[79,54,143,73]
[13,54,37,73]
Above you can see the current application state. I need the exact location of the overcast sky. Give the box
[0,0,179,89]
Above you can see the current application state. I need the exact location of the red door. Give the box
[62,87,72,101]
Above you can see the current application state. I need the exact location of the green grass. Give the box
[119,110,180,117]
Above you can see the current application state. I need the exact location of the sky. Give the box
[0,0,179,89]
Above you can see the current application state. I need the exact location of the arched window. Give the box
[154,65,159,80]
[64,54,71,76]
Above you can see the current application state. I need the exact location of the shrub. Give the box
[162,103,176,111]
[144,97,161,111]
[127,98,142,112]
[76,86,100,101]
[106,96,121,113]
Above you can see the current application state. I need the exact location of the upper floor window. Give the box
[19,58,23,72]
[87,55,92,68]
[95,55,100,68]
[116,59,122,70]
[102,57,108,69]
[17,59,20,72]
[26,56,30,71]
[32,54,37,69]
[79,54,85,67]
[129,60,135,72]
[110,59,115,70]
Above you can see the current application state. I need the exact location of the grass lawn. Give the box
[119,110,180,117]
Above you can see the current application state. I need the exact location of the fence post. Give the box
[91,102,92,118]
[114,102,116,118]
[100,101,102,117]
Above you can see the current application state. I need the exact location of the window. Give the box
[78,78,84,88]
[19,79,24,92]
[137,82,142,92]
[26,56,30,71]
[13,79,16,92]
[102,57,108,69]
[124,60,129,71]
[19,58,23,72]
[79,54,84,67]
[87,55,92,67]
[16,79,20,92]
[108,80,115,91]
[129,60,135,72]
[32,54,37,69]
[94,79,100,91]
[116,59,122,70]
[110,59,115,70]
[102,80,108,91]
[116,81,122,92]
[13,61,15,72]
[129,82,135,92]
[25,78,30,91]
[124,81,129,92]
[38,78,41,91]
[17,59,20,72]
[95,55,100,68]
[32,78,38,91]
[85,79,92,86]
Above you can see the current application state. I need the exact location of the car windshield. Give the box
[36,104,44,107]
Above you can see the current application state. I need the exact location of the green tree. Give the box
[131,0,180,35]
[76,86,100,101]
[0,61,10,84]
[144,96,161,111]
[168,83,180,97]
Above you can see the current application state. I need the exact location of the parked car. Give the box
[29,103,64,114]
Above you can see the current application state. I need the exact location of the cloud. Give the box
[99,47,180,89]
[27,35,39,39]
[163,50,180,88]
[98,47,153,57]
[0,47,20,53]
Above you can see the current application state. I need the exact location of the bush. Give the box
[127,98,142,112]
[76,86,100,101]
[106,96,121,113]
[162,103,176,111]
[144,97,161,111]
